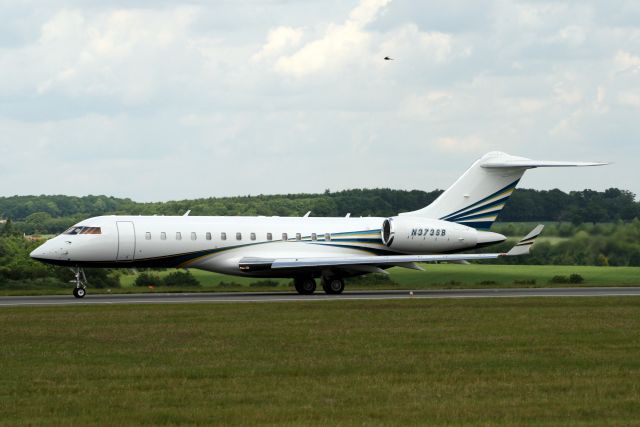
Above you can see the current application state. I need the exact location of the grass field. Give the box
[2,264,639,296]
[1,298,640,425]
[117,264,640,290]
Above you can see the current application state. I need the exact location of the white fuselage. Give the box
[30,215,503,277]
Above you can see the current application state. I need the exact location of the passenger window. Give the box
[311,233,317,241]
[176,232,182,240]
[267,233,272,241]
[325,233,331,241]
[161,232,166,240]
[236,232,242,240]
[250,232,256,241]
[206,232,212,240]
[282,233,288,241]
[145,232,151,240]
[221,232,227,241]
[191,232,197,241]
[296,233,301,241]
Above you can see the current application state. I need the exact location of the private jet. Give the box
[30,151,605,297]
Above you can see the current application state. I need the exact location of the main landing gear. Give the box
[293,277,345,295]
[70,267,88,298]
[294,277,316,295]
[322,277,345,295]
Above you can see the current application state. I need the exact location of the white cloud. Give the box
[377,24,456,64]
[401,90,453,119]
[618,92,640,108]
[0,0,639,200]
[553,80,583,105]
[349,0,392,26]
[1,7,208,103]
[615,50,640,75]
[272,0,392,77]
[553,25,587,47]
[252,26,304,61]
[434,135,487,153]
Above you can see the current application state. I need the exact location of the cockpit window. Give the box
[63,226,102,235]
[63,227,83,235]
[81,227,102,235]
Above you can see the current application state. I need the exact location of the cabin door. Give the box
[116,221,136,261]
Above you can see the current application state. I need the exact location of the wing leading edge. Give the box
[239,225,544,272]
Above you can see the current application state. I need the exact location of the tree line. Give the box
[1,187,639,289]
[489,221,640,267]
[1,187,638,235]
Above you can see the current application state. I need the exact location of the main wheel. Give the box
[294,278,316,295]
[73,288,86,298]
[322,278,345,295]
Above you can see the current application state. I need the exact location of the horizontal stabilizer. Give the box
[506,224,544,256]
[482,159,607,169]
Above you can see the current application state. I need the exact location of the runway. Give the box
[1,287,640,307]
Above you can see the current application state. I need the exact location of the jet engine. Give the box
[381,216,505,254]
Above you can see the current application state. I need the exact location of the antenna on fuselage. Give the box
[303,211,311,217]
[345,213,351,218]
[183,210,191,216]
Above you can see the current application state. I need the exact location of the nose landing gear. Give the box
[70,267,88,298]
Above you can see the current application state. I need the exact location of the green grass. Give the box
[383,264,640,287]
[121,264,640,289]
[2,264,639,296]
[1,298,640,425]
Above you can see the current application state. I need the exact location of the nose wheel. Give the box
[70,267,88,298]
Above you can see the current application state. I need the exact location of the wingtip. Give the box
[505,224,544,256]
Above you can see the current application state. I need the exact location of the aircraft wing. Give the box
[239,225,544,272]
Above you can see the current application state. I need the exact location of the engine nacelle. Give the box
[381,216,481,254]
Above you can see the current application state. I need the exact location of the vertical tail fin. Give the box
[400,151,606,230]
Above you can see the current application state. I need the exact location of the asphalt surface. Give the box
[1,287,640,307]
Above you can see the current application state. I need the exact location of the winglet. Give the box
[505,224,544,256]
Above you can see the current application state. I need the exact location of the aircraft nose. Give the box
[30,240,68,261]
[30,243,50,260]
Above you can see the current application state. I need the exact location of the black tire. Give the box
[322,278,344,295]
[294,278,316,295]
[73,288,86,298]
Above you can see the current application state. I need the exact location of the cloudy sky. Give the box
[1,0,639,201]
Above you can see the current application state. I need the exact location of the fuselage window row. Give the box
[143,231,333,242]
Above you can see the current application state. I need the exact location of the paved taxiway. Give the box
[1,287,639,307]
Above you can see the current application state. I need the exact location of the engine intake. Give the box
[382,218,395,246]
